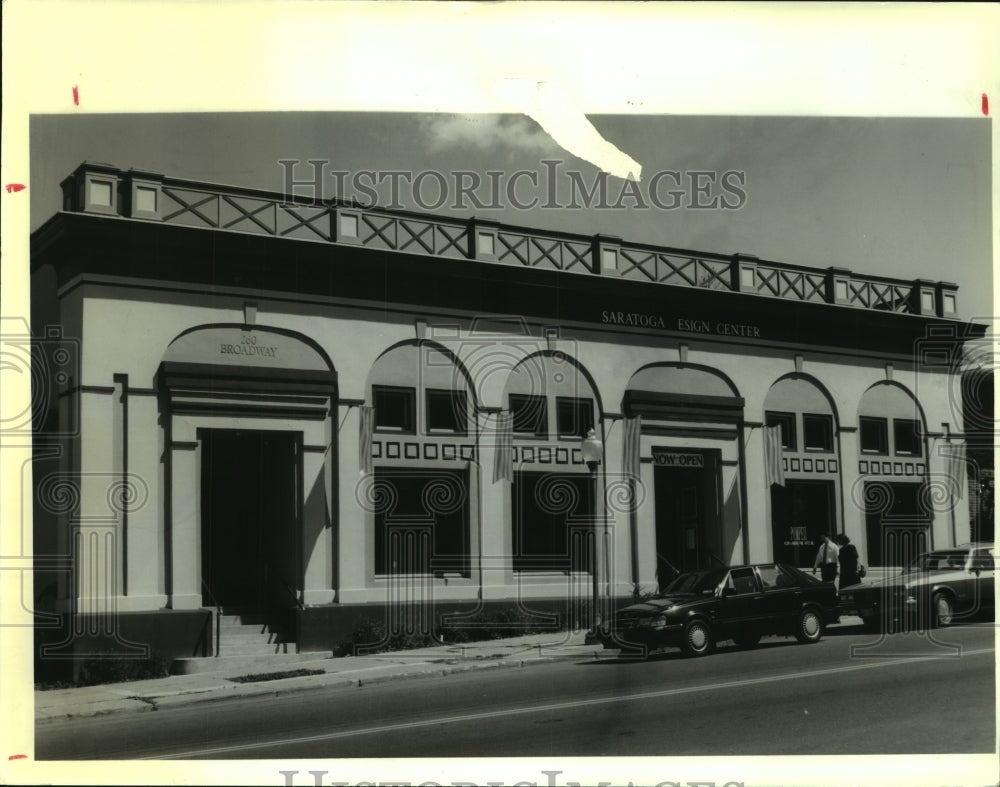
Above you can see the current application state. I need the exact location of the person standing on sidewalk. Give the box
[835,533,861,588]
[812,533,840,584]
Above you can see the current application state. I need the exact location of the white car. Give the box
[838,543,995,630]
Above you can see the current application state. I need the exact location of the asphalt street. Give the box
[35,623,995,760]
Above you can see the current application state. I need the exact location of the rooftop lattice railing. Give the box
[57,162,960,319]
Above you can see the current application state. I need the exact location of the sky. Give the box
[29,112,994,320]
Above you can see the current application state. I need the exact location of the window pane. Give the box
[726,567,758,595]
[511,472,594,571]
[758,565,781,589]
[374,386,414,432]
[863,481,931,566]
[426,389,467,434]
[893,419,922,456]
[510,394,547,437]
[765,411,796,450]
[373,468,470,575]
[556,397,594,438]
[859,417,888,454]
[803,414,833,451]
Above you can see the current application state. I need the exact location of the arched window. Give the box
[856,383,930,567]
[365,343,477,577]
[763,375,840,567]
[504,352,601,572]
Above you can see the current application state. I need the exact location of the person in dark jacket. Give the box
[836,533,861,588]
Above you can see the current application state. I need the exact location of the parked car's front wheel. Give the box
[680,619,715,657]
[794,608,823,643]
[932,592,954,628]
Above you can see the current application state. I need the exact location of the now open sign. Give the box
[653,450,705,468]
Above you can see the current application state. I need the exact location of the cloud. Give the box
[418,113,558,155]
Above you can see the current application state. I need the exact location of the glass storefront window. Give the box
[373,468,470,576]
[511,471,594,571]
[769,480,835,566]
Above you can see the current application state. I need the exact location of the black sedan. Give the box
[603,563,840,657]
[839,542,995,631]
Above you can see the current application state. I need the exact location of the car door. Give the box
[756,564,801,631]
[714,566,765,637]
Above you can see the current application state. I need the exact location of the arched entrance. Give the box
[160,324,337,612]
[623,363,745,589]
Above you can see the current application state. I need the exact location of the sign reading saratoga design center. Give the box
[600,310,761,338]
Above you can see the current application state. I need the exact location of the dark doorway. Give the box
[770,480,837,567]
[653,453,722,587]
[863,481,931,567]
[200,429,300,609]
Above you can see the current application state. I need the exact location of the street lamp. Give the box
[580,428,604,637]
[581,428,603,473]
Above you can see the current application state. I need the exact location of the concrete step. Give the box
[219,637,295,656]
[218,633,288,645]
[217,628,291,651]
[218,632,288,644]
[204,607,297,659]
[217,620,287,632]
[219,615,272,628]
[171,651,334,676]
[218,635,289,649]
[220,641,293,655]
[216,619,278,629]
[216,608,284,624]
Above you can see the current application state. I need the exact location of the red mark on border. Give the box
[8,754,27,760]
[5,184,26,193]
[983,94,989,116]
[72,85,79,106]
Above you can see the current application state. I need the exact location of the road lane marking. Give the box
[150,646,995,759]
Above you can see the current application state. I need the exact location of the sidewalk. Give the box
[35,616,869,724]
[34,631,609,723]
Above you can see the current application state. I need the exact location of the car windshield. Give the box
[903,551,967,573]
[663,568,728,595]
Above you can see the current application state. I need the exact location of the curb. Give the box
[36,625,872,723]
[35,646,608,723]
[38,625,869,723]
